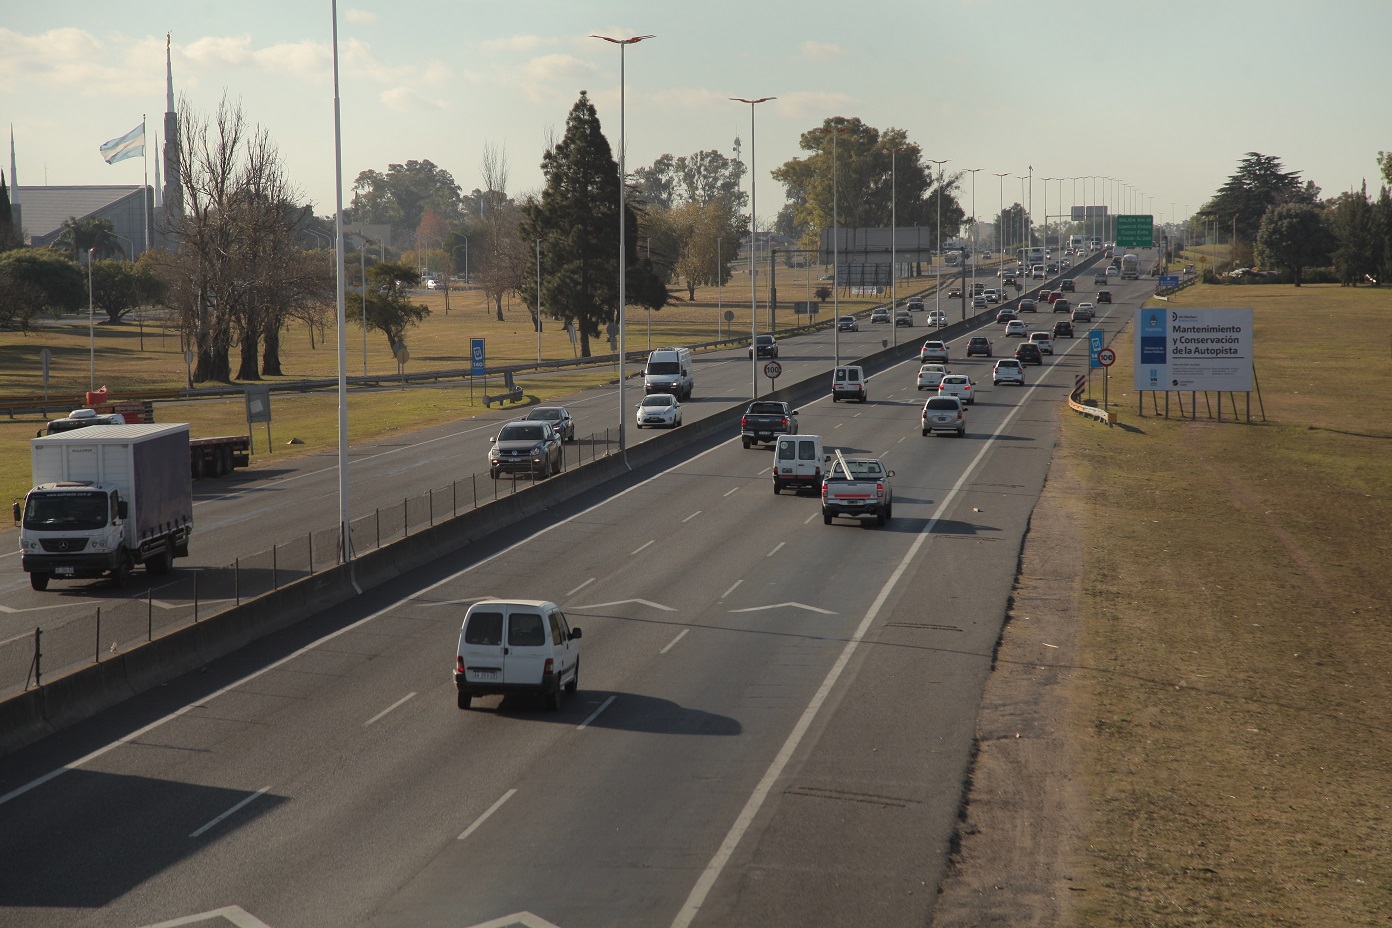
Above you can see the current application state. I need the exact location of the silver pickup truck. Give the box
[821,451,894,526]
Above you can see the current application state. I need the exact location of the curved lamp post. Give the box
[732,96,775,396]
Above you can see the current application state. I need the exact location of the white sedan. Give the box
[1004,320,1029,337]
[635,393,682,429]
[937,374,977,405]
[916,363,949,390]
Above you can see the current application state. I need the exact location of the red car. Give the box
[1047,290,1064,303]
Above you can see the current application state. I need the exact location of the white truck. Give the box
[1120,252,1140,279]
[14,423,194,590]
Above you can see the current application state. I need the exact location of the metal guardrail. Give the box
[1068,383,1117,426]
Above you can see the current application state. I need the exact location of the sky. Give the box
[4,0,1389,234]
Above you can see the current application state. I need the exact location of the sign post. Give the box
[1097,347,1116,411]
[763,359,782,392]
[470,337,485,405]
[39,348,52,401]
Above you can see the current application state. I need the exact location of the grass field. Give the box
[1062,283,1392,925]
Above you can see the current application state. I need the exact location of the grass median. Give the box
[1062,283,1392,926]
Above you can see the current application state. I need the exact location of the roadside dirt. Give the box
[931,453,1090,927]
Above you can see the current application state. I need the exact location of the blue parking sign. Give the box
[471,338,485,376]
[1088,329,1104,369]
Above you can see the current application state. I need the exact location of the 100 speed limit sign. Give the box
[763,360,783,379]
[1097,347,1116,367]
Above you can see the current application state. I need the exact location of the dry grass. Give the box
[1061,283,1392,926]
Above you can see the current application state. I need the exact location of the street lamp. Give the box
[993,172,1009,255]
[928,159,949,321]
[1042,177,1055,260]
[889,146,905,346]
[732,96,775,395]
[593,32,654,451]
[816,123,848,365]
[966,168,980,321]
[353,235,374,376]
[87,248,96,392]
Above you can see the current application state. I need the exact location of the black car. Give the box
[749,334,778,358]
[1097,290,1113,303]
[1052,319,1074,338]
[1059,278,1075,292]
[1014,342,1043,366]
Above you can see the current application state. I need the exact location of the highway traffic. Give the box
[2,254,1151,927]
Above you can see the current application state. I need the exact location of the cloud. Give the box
[513,53,597,102]
[379,86,448,112]
[482,34,556,53]
[770,90,856,118]
[183,35,253,67]
[252,40,332,78]
[800,41,846,60]
[346,9,378,25]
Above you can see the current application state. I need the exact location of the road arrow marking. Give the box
[728,602,837,615]
[568,599,675,612]
[463,913,565,928]
[141,906,275,928]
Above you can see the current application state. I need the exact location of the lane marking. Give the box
[659,629,689,654]
[364,692,416,727]
[682,511,701,523]
[719,580,742,600]
[804,511,818,524]
[457,788,517,841]
[766,542,785,558]
[670,361,1044,928]
[566,577,596,597]
[723,487,740,497]
[630,540,654,556]
[728,602,836,615]
[190,786,271,839]
[569,598,675,612]
[577,695,617,731]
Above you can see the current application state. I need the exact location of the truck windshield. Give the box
[24,492,110,530]
[647,361,680,375]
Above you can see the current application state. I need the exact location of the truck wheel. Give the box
[876,509,887,527]
[822,509,833,525]
[191,452,205,480]
[921,428,929,437]
[457,690,472,710]
[148,548,173,575]
[111,552,133,589]
[30,573,49,591]
[545,685,562,712]
[742,438,750,449]
[772,480,782,495]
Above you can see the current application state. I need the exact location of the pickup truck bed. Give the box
[741,401,798,448]
[821,455,893,526]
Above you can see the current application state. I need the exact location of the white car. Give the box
[922,395,966,437]
[870,308,892,324]
[454,600,581,710]
[916,363,949,390]
[919,340,949,363]
[993,358,1025,385]
[635,393,682,429]
[1004,320,1029,338]
[938,373,977,405]
[1105,265,1119,277]
[1075,301,1095,315]
[1028,331,1053,355]
[984,289,1000,304]
[927,309,947,326]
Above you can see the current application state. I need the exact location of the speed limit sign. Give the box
[763,360,783,379]
[1097,347,1116,367]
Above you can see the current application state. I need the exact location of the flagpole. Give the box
[141,114,149,257]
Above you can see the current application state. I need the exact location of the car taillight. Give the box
[780,418,789,428]
[456,656,465,672]
[875,482,885,498]
[740,417,748,429]
[544,658,554,676]
[821,483,829,500]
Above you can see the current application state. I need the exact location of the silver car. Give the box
[524,406,576,442]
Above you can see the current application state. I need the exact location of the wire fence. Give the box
[0,429,619,699]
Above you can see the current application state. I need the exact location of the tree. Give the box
[349,160,464,234]
[518,92,667,357]
[1379,151,1392,189]
[1200,152,1314,247]
[634,149,748,300]
[55,217,126,261]
[0,248,85,330]
[1327,184,1378,286]
[994,203,1028,252]
[1255,203,1333,286]
[660,199,744,300]
[89,259,167,323]
[348,261,429,351]
[475,142,528,322]
[772,118,953,251]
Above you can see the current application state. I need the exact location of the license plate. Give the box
[55,567,74,576]
[471,669,499,681]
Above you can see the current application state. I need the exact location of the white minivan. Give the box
[643,347,693,399]
[454,600,581,710]
[772,434,826,494]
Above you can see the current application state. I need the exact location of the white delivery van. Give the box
[643,347,693,399]
[454,600,582,710]
[831,365,868,403]
[772,434,826,495]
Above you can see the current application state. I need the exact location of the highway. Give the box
[1,254,1151,927]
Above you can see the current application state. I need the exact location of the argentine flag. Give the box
[99,123,144,165]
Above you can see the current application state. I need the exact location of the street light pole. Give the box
[928,159,948,322]
[359,238,368,376]
[87,248,95,392]
[993,172,1009,255]
[732,96,775,396]
[593,32,654,451]
[890,146,902,346]
[966,168,980,320]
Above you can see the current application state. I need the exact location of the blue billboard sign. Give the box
[1088,329,1104,369]
[470,338,485,376]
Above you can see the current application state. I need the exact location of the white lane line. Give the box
[457,788,517,841]
[669,367,1044,928]
[567,577,597,597]
[682,511,701,523]
[659,629,689,654]
[630,540,654,556]
[723,487,740,497]
[189,786,271,839]
[833,423,843,429]
[364,692,416,727]
[719,580,742,600]
[577,695,617,731]
[766,542,785,558]
[804,511,818,524]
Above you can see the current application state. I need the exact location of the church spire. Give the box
[161,32,183,244]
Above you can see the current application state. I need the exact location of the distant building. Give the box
[18,184,154,259]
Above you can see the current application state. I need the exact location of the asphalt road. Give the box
[0,253,1155,927]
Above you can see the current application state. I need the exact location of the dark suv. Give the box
[1059,278,1075,292]
[1097,290,1113,303]
[966,335,993,357]
[749,334,778,358]
[488,420,563,479]
[1052,319,1074,338]
[1014,342,1043,366]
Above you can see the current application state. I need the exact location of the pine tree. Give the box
[519,92,665,357]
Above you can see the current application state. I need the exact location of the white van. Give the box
[643,347,693,399]
[772,434,826,494]
[454,600,581,710]
[831,365,868,403]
